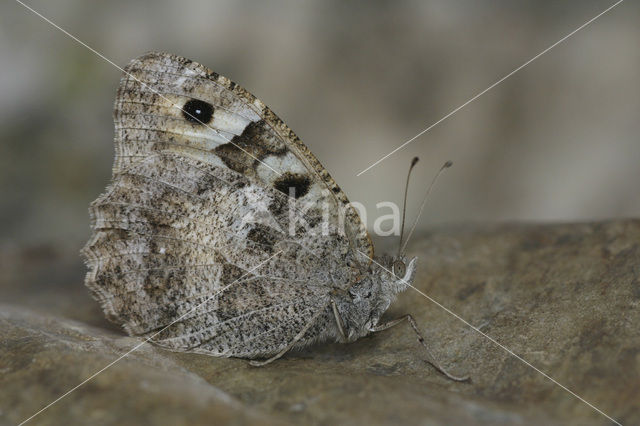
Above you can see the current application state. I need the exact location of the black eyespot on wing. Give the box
[273,172,311,199]
[182,99,214,124]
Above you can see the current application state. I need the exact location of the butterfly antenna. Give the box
[400,160,452,254]
[397,157,420,257]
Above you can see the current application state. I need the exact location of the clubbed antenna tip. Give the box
[400,160,453,254]
[397,157,421,257]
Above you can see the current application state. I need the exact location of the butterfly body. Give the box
[332,256,416,343]
[82,52,419,362]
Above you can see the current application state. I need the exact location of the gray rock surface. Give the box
[1,220,639,425]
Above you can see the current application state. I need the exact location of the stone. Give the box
[0,306,278,425]
[1,220,639,425]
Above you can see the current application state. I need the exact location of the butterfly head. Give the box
[337,254,417,341]
[366,254,417,331]
[383,254,417,296]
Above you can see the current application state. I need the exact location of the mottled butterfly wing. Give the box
[113,52,371,257]
[82,52,371,357]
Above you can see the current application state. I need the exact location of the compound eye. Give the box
[392,260,406,278]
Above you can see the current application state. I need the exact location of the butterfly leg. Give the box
[370,314,470,382]
[331,298,348,341]
[249,307,327,367]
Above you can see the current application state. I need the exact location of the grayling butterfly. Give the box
[82,52,466,381]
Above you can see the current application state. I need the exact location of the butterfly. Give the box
[82,52,466,380]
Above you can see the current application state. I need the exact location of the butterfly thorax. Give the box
[333,256,417,342]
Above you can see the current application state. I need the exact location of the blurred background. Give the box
[1,0,638,253]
